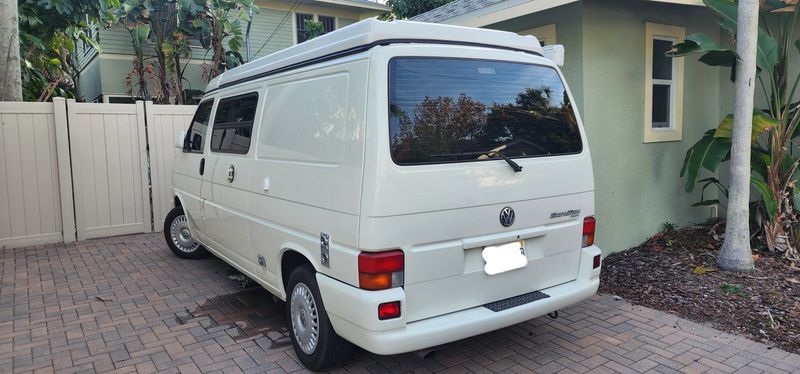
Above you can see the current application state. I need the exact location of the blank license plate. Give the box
[483,240,527,275]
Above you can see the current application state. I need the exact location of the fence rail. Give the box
[0,98,196,249]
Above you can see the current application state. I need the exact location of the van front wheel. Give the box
[164,206,208,259]
[286,265,352,370]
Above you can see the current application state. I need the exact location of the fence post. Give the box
[52,98,76,243]
[65,99,88,241]
[136,101,153,233]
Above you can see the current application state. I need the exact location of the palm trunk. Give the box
[0,0,22,101]
[173,52,184,104]
[718,0,759,271]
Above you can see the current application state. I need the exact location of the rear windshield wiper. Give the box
[428,150,523,173]
[487,150,523,173]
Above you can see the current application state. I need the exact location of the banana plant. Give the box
[195,0,258,80]
[672,0,800,261]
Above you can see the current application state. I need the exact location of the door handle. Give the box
[199,158,205,175]
[227,164,235,183]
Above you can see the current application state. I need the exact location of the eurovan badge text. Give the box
[550,209,581,219]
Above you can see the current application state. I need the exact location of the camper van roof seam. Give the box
[205,39,542,95]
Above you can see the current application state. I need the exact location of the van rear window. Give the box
[388,58,582,165]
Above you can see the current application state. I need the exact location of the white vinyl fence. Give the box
[0,98,196,249]
[146,104,197,232]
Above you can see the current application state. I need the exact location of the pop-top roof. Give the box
[207,18,543,92]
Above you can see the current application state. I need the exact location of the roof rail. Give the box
[206,19,546,93]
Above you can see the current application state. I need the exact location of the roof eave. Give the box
[427,0,705,28]
[314,0,390,12]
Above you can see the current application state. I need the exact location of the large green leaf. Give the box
[681,129,732,192]
[705,0,779,71]
[691,177,728,207]
[751,177,778,220]
[751,149,771,180]
[669,33,737,65]
[713,113,778,141]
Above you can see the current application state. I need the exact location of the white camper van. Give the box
[166,19,602,370]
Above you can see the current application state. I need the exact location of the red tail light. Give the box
[358,250,404,290]
[378,301,401,320]
[582,216,596,247]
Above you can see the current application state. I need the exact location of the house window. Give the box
[318,16,336,33]
[211,92,259,154]
[295,13,337,43]
[644,22,685,143]
[517,24,556,46]
[296,13,314,43]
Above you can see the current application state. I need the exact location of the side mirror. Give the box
[176,130,187,150]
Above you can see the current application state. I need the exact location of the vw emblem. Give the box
[499,207,515,227]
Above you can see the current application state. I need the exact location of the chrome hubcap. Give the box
[290,282,319,354]
[170,215,199,253]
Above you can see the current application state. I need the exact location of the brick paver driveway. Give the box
[2,234,799,374]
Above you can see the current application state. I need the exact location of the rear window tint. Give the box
[388,58,582,165]
[211,92,259,154]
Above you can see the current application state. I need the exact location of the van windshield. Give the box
[388,58,582,165]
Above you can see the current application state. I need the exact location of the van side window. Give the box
[185,100,214,153]
[210,92,259,154]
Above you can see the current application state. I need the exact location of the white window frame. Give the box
[517,24,556,46]
[292,13,339,44]
[644,22,685,143]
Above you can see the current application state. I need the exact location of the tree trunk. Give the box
[719,0,759,271]
[173,53,184,104]
[0,0,22,101]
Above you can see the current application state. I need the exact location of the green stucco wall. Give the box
[487,0,726,253]
[581,0,723,253]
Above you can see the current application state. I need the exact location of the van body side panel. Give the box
[173,98,218,240]
[361,45,596,323]
[201,84,265,278]
[246,58,370,292]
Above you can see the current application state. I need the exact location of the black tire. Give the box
[163,206,208,259]
[286,265,352,371]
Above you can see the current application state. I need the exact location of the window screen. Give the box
[651,37,675,129]
[296,13,313,43]
[388,58,582,165]
[319,16,335,34]
[210,93,258,154]
[184,100,214,153]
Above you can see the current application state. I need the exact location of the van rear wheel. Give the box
[164,206,208,259]
[286,265,352,370]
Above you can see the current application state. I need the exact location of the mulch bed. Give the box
[599,221,800,354]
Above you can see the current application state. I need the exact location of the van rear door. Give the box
[361,51,595,322]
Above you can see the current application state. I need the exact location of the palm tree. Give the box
[719,0,759,271]
[1,0,25,101]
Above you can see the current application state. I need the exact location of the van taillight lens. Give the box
[378,301,401,320]
[582,216,596,247]
[358,250,404,290]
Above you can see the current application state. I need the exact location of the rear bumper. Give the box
[317,246,601,355]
